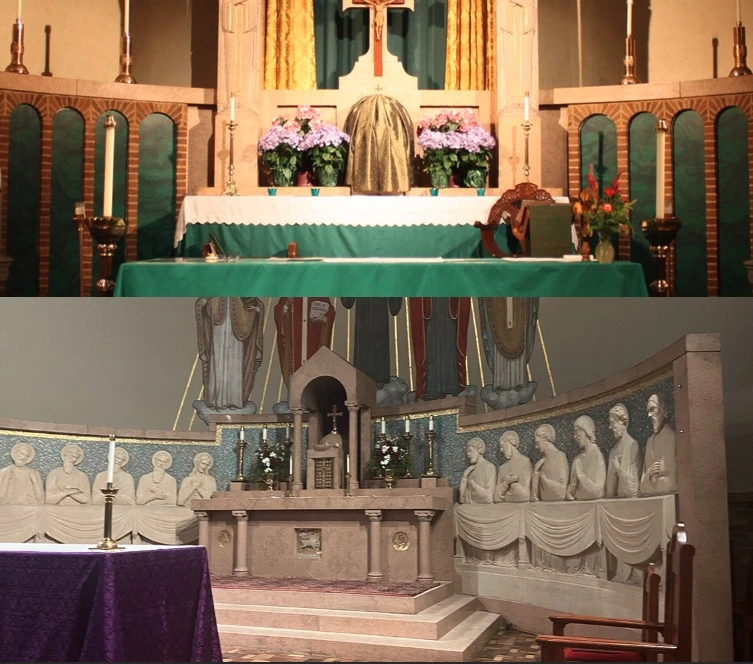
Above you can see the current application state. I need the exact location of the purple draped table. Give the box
[0,543,222,662]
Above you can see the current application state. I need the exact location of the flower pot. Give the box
[595,230,616,263]
[296,170,313,187]
[429,171,449,189]
[315,168,339,187]
[271,168,294,187]
[463,168,488,189]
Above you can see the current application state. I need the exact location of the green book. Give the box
[528,204,575,258]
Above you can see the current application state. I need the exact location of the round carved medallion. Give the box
[392,531,410,551]
[217,529,232,547]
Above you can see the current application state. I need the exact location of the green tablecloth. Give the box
[114,258,648,297]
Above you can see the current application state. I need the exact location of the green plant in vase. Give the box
[258,123,303,187]
[300,124,351,187]
[250,439,289,485]
[365,436,410,480]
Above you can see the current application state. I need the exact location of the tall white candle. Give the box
[286,422,291,440]
[524,93,530,122]
[230,94,236,122]
[106,435,116,485]
[239,426,245,441]
[289,455,293,475]
[16,0,22,20]
[737,0,742,24]
[262,425,268,441]
[124,0,130,34]
[103,115,116,218]
[405,416,410,433]
[429,415,434,431]
[655,120,667,219]
[380,417,386,434]
[627,0,633,36]
[346,454,350,474]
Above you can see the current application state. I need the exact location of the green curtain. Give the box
[314,0,447,90]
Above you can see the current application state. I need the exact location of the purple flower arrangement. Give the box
[299,125,351,186]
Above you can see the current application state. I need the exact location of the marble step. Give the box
[218,609,501,662]
[212,580,454,614]
[215,593,477,640]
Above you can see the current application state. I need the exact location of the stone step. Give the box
[212,580,454,614]
[218,609,501,662]
[215,593,478,640]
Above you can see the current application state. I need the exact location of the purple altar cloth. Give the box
[0,543,222,662]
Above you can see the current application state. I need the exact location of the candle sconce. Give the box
[6,19,29,74]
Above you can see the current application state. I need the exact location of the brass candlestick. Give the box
[401,432,414,479]
[6,19,29,74]
[423,431,439,478]
[264,475,274,491]
[84,216,128,296]
[384,468,396,489]
[91,482,124,550]
[115,33,137,84]
[521,121,532,182]
[223,120,239,196]
[621,36,640,84]
[285,473,293,497]
[232,431,247,482]
[640,216,682,296]
[344,472,352,497]
[730,23,753,76]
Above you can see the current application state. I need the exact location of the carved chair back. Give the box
[485,182,554,255]
[661,522,695,661]
[641,562,660,647]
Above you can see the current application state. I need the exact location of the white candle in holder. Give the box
[239,426,245,441]
[655,120,667,219]
[230,94,236,122]
[627,0,633,36]
[106,435,116,485]
[346,454,350,474]
[103,116,116,218]
[380,417,386,434]
[262,425,268,441]
[124,0,130,34]
[289,455,293,475]
[429,415,434,431]
[524,93,530,122]
[405,416,410,433]
[16,0,22,20]
[286,422,291,440]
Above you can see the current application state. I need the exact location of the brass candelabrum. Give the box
[344,472,352,497]
[521,120,532,182]
[423,430,439,478]
[232,431,247,482]
[115,33,137,84]
[6,19,29,74]
[731,23,753,76]
[640,216,682,297]
[84,216,128,296]
[621,36,640,85]
[91,483,125,551]
[223,120,239,196]
[401,431,414,479]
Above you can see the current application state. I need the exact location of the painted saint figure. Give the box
[45,444,91,505]
[0,443,44,505]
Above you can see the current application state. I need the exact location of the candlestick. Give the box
[428,415,434,432]
[404,416,410,433]
[289,455,293,476]
[344,472,352,497]
[91,483,124,550]
[16,0,22,20]
[285,473,293,497]
[115,31,137,83]
[380,417,386,434]
[233,427,248,482]
[103,115,116,218]
[346,454,350,474]
[730,23,753,76]
[640,217,682,297]
[262,424,267,441]
[106,435,115,485]
[423,430,439,478]
[402,431,414,479]
[655,119,668,219]
[521,117,532,182]
[524,93,530,122]
[222,117,239,196]
[621,36,640,84]
[627,0,633,36]
[83,216,128,296]
[5,18,29,74]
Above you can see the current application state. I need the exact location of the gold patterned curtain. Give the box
[444,0,495,90]
[264,0,317,90]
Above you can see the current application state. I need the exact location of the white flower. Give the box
[381,445,389,453]
[381,458,389,466]
[262,457,270,464]
[270,452,277,458]
[264,467,272,473]
[392,446,399,453]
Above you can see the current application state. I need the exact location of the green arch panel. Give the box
[49,108,84,297]
[93,111,129,296]
[717,107,751,296]
[137,113,177,261]
[628,112,658,287]
[6,104,41,296]
[672,110,707,296]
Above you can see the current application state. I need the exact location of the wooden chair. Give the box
[536,523,695,663]
[733,551,753,661]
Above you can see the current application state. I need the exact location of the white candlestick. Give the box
[103,116,116,218]
[405,416,410,433]
[262,425,268,441]
[124,0,130,34]
[106,435,115,485]
[346,454,350,474]
[240,426,245,441]
[737,0,742,24]
[627,0,633,36]
[230,94,236,122]
[655,120,667,219]
[16,0,22,20]
[429,415,434,432]
[380,417,386,434]
[524,93,530,122]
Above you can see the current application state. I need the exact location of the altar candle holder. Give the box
[222,120,239,196]
[621,36,640,85]
[640,216,682,297]
[5,19,28,74]
[422,430,439,478]
[232,431,248,482]
[91,483,124,550]
[730,23,753,76]
[264,475,274,491]
[521,120,532,183]
[344,472,352,497]
[115,33,137,84]
[285,473,293,497]
[84,216,128,296]
[401,431,414,479]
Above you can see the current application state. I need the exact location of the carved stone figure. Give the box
[640,393,678,495]
[0,443,44,505]
[92,447,136,505]
[459,437,496,504]
[567,415,606,501]
[480,297,539,409]
[494,430,532,503]
[178,452,218,506]
[606,403,642,498]
[531,424,568,501]
[45,444,91,505]
[194,297,264,420]
[136,451,178,506]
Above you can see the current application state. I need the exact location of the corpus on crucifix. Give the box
[349,0,405,77]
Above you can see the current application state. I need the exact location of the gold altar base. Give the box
[640,216,682,297]
[91,483,125,551]
[730,24,753,77]
[621,36,640,85]
[84,216,128,296]
[6,19,29,74]
[115,33,137,84]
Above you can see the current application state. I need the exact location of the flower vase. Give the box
[595,231,616,263]
[271,168,294,188]
[296,170,313,187]
[448,173,460,188]
[429,171,449,189]
[463,168,488,189]
[315,168,339,187]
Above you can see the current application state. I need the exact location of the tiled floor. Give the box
[220,625,541,662]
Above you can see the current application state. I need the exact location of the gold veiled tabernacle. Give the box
[344,95,414,195]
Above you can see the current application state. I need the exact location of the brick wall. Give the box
[729,492,753,603]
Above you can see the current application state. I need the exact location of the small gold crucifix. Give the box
[328,404,343,433]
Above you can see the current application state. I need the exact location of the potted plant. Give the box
[250,440,289,488]
[573,166,635,263]
[258,122,303,188]
[299,124,351,187]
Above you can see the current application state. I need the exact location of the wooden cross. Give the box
[327,405,343,433]
[349,0,405,77]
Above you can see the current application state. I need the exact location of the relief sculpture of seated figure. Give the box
[531,424,568,502]
[640,393,678,495]
[567,415,606,501]
[0,443,44,505]
[459,437,496,505]
[45,445,91,505]
[137,451,178,506]
[494,431,532,503]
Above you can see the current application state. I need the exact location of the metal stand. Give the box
[422,431,439,478]
[91,483,125,550]
[6,19,29,74]
[621,36,640,84]
[521,121,532,182]
[232,432,247,482]
[223,120,239,196]
[84,216,128,296]
[115,33,137,83]
[731,23,753,76]
[640,217,682,297]
[401,432,414,479]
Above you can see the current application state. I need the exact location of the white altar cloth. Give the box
[175,195,497,247]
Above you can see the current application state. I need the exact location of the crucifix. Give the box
[328,404,343,433]
[347,0,405,77]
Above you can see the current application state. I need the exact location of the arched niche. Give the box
[579,114,617,194]
[49,108,85,297]
[5,104,42,296]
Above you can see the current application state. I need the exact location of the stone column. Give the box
[196,510,210,551]
[232,510,249,576]
[345,400,360,490]
[415,510,435,584]
[291,407,305,491]
[518,537,530,569]
[365,509,383,582]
